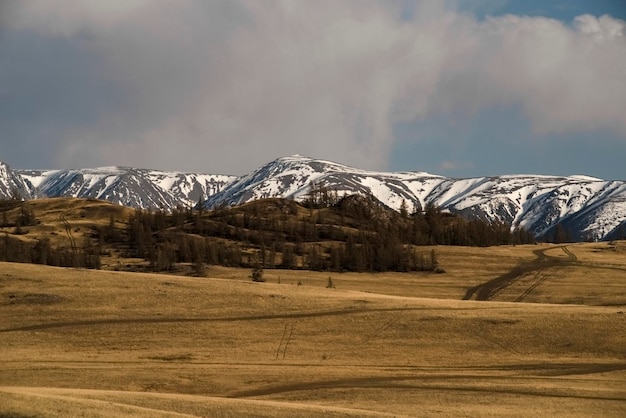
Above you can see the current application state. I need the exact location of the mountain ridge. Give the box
[2,155,625,241]
[16,166,236,210]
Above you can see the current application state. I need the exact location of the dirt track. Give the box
[462,246,578,302]
[228,369,626,401]
[0,307,425,333]
[60,209,78,254]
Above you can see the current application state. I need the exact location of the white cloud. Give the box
[477,14,626,136]
[3,1,626,173]
[3,0,164,37]
[440,160,474,171]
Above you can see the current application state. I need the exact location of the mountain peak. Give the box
[202,157,626,241]
[2,157,625,241]
[0,161,36,199]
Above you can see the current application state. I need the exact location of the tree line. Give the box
[0,189,536,273]
[116,192,534,273]
[0,193,101,269]
[0,232,101,269]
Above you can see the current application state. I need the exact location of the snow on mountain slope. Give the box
[0,162,37,199]
[21,167,182,209]
[143,170,236,207]
[16,169,59,189]
[552,182,626,241]
[204,155,626,241]
[16,166,236,210]
[204,155,445,211]
[4,155,626,241]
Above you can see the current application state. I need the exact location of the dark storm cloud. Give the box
[0,30,127,168]
[0,1,625,178]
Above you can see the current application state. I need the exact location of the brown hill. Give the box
[0,195,534,274]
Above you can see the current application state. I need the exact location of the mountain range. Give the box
[2,156,625,241]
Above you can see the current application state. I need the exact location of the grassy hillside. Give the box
[1,197,625,415]
[1,197,625,305]
[0,196,534,275]
[0,260,625,417]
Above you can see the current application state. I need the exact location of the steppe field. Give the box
[1,241,625,417]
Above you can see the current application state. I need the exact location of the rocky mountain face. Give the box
[203,156,626,241]
[0,162,38,200]
[2,155,625,241]
[14,166,236,210]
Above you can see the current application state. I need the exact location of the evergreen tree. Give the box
[268,243,277,269]
[430,249,439,272]
[250,263,264,282]
[281,245,296,269]
[400,199,408,218]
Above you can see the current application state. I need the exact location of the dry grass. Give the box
[1,243,625,417]
[202,242,626,306]
[0,197,132,248]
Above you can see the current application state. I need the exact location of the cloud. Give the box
[480,14,626,137]
[2,0,161,37]
[440,160,474,171]
[1,1,625,174]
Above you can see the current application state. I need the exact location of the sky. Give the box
[1,0,625,179]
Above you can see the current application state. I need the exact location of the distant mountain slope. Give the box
[17,167,236,210]
[0,162,37,200]
[203,155,448,210]
[203,156,626,241]
[3,155,626,241]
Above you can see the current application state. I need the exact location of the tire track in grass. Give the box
[562,246,577,261]
[514,270,549,303]
[60,209,78,256]
[228,374,626,401]
[463,246,578,302]
[0,307,422,333]
[6,360,625,376]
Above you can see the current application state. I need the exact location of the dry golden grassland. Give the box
[0,197,132,248]
[1,241,625,417]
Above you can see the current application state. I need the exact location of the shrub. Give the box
[250,266,265,282]
[326,276,335,288]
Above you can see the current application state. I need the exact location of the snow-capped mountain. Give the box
[203,155,440,210]
[204,156,626,241]
[16,167,236,210]
[2,155,626,240]
[0,162,38,200]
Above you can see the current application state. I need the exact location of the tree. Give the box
[19,205,36,226]
[306,245,324,271]
[250,265,265,282]
[152,242,176,271]
[553,223,570,244]
[268,243,277,269]
[399,199,408,218]
[281,245,296,269]
[190,238,206,276]
[81,237,101,269]
[430,249,439,272]
[329,246,343,272]
[326,276,335,288]
[192,259,206,276]
[424,203,443,244]
[9,187,22,201]
[102,214,122,242]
